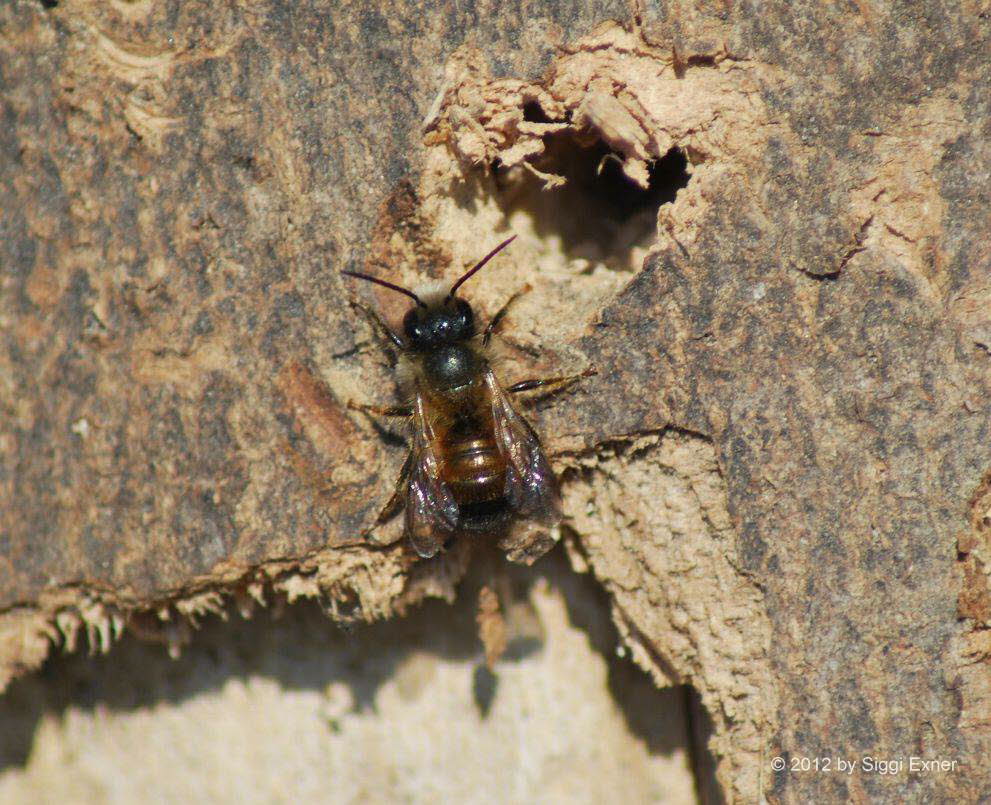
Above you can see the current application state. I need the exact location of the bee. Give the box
[343,236,593,564]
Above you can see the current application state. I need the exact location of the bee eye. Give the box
[402,309,423,343]
[455,299,474,336]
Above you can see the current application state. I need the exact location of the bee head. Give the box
[342,235,516,352]
[402,297,475,351]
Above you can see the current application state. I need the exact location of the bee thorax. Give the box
[421,344,481,390]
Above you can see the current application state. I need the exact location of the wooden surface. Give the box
[2,0,990,800]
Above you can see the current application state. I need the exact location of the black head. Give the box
[402,297,474,351]
[342,235,517,351]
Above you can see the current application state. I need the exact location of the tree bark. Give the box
[2,0,989,801]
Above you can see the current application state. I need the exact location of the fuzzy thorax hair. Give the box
[411,281,454,306]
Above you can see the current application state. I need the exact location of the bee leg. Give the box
[482,284,532,347]
[350,300,405,352]
[375,452,413,524]
[347,401,413,417]
[507,367,597,394]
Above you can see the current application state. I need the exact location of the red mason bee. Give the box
[343,236,593,563]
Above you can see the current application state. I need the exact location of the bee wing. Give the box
[404,390,459,558]
[484,369,562,563]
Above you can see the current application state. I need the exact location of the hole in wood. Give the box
[491,133,690,271]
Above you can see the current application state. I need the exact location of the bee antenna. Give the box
[446,235,517,300]
[342,271,426,308]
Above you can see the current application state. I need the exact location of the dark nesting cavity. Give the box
[491,131,691,268]
[522,100,554,124]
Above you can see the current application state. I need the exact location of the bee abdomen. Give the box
[444,437,505,503]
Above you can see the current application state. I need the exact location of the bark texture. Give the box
[2,0,990,801]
